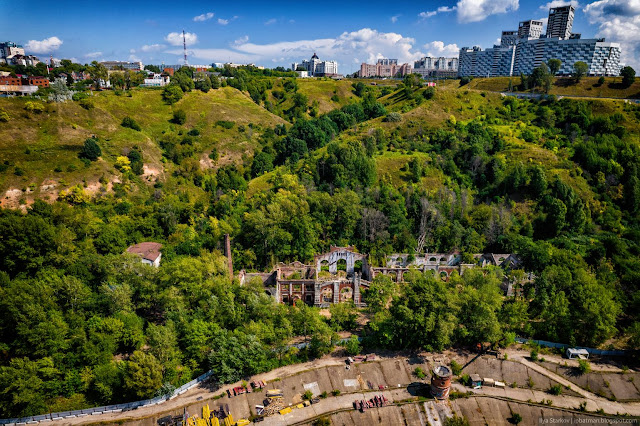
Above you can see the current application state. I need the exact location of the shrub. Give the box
[79,137,101,161]
[79,98,94,110]
[577,359,591,375]
[344,335,361,356]
[459,374,470,386]
[320,391,328,398]
[187,128,200,136]
[509,413,522,425]
[171,110,187,125]
[414,367,426,379]
[530,349,538,361]
[115,156,132,173]
[331,389,340,396]
[72,92,88,101]
[303,390,313,400]
[548,384,563,395]
[459,76,472,86]
[423,86,436,99]
[383,112,402,122]
[331,94,340,102]
[0,109,9,122]
[450,360,462,376]
[59,185,89,205]
[620,66,636,88]
[162,85,183,104]
[121,116,141,131]
[313,418,331,426]
[25,101,45,114]
[216,120,235,129]
[444,415,470,426]
[597,76,605,85]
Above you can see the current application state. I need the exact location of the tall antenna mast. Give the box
[182,29,188,66]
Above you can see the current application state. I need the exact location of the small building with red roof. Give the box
[126,242,163,267]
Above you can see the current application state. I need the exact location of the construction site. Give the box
[40,343,640,426]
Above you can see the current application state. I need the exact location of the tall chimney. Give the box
[224,234,233,279]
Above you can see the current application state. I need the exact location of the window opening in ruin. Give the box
[354,259,363,274]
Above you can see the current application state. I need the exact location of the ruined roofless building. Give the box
[238,246,527,307]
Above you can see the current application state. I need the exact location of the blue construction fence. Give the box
[0,370,214,425]
[515,337,627,356]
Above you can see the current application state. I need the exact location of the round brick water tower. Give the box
[430,365,452,399]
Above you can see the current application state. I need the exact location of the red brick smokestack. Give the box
[224,234,233,279]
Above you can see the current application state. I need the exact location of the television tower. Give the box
[182,29,188,66]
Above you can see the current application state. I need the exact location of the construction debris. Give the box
[352,395,389,412]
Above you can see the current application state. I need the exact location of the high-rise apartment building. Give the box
[458,4,620,78]
[501,31,518,47]
[546,5,575,39]
[518,20,544,39]
[458,46,516,77]
[413,56,458,78]
[359,59,411,77]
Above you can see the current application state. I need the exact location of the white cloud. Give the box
[419,11,438,18]
[424,41,460,56]
[166,28,427,68]
[129,54,141,62]
[165,32,198,46]
[456,0,519,23]
[25,36,63,53]
[391,14,401,23]
[540,0,580,9]
[419,5,456,19]
[84,51,102,59]
[218,18,229,25]
[141,43,165,52]
[233,35,249,46]
[265,18,277,25]
[584,0,640,68]
[193,12,214,22]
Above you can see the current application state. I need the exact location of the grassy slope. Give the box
[0,87,286,205]
[266,78,400,116]
[2,78,637,207]
[465,76,640,99]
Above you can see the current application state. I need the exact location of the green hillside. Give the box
[0,87,286,207]
[2,77,640,419]
[466,75,640,98]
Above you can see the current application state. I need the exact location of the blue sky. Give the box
[2,0,639,70]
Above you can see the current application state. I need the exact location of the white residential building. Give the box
[142,73,170,87]
[292,53,338,77]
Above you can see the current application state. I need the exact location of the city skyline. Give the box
[2,0,639,70]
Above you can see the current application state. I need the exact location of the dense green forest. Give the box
[1,75,640,418]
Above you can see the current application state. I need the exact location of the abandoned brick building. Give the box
[239,246,525,307]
